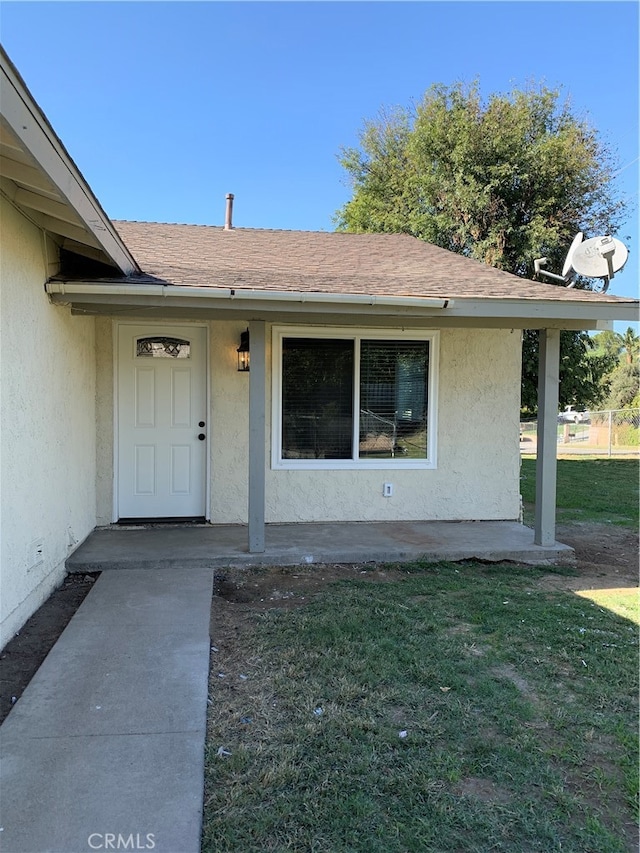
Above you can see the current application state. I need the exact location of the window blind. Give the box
[359,340,429,459]
[282,338,354,459]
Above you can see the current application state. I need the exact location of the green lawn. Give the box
[203,561,639,853]
[520,457,639,527]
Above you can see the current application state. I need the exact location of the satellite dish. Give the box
[562,232,584,278]
[533,232,629,293]
[571,235,628,279]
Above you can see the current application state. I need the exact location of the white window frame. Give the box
[271,326,439,470]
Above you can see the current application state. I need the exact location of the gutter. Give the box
[44,280,639,327]
[44,281,451,310]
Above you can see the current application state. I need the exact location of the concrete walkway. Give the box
[66,520,573,572]
[0,569,214,853]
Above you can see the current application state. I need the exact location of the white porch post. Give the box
[248,320,266,553]
[534,328,560,546]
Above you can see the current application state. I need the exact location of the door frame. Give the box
[112,320,211,523]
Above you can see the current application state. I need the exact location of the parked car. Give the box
[558,405,590,424]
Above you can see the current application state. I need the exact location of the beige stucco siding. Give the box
[209,321,250,523]
[95,320,521,526]
[211,323,522,523]
[0,198,97,650]
[264,327,522,523]
[95,317,114,526]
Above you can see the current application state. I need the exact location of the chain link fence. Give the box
[520,409,640,457]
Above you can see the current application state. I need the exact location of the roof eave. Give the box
[0,46,139,275]
[44,280,639,328]
[445,296,639,323]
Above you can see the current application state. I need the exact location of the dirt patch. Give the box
[537,523,639,591]
[0,573,98,725]
[212,563,396,611]
[491,662,538,702]
[454,776,512,804]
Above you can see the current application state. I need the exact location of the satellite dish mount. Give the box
[534,232,628,293]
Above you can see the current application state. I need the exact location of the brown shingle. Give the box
[112,221,635,304]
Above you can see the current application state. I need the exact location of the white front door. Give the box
[117,324,207,519]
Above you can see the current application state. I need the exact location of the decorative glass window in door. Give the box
[136,337,191,358]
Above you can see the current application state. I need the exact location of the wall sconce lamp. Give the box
[237,329,250,372]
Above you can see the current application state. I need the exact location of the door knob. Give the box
[198,433,206,441]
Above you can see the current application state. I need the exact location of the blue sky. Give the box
[1,1,638,322]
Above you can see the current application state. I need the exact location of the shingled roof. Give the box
[112,221,635,305]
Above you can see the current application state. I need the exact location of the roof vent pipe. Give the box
[224,193,234,230]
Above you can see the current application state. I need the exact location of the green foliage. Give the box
[616,327,640,365]
[606,362,640,410]
[591,328,640,410]
[521,330,612,412]
[337,82,625,272]
[336,81,628,409]
[591,329,622,361]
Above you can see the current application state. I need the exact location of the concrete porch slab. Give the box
[66,521,573,573]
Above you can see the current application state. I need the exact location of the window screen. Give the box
[359,340,429,459]
[282,338,354,459]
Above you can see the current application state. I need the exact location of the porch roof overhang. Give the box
[0,47,139,275]
[44,278,638,330]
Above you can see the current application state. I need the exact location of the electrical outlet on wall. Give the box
[383,483,393,498]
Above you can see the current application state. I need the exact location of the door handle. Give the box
[198,433,206,441]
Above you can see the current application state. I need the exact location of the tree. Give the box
[615,327,640,365]
[521,330,613,413]
[606,362,640,410]
[336,82,627,410]
[591,326,640,410]
[591,329,623,362]
[593,327,640,365]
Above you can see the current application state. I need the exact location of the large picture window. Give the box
[274,328,438,468]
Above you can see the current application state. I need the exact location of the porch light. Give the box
[237,329,250,372]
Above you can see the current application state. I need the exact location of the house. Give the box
[1,46,637,649]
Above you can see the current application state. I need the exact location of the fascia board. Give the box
[0,48,138,275]
[444,297,639,323]
[46,280,639,327]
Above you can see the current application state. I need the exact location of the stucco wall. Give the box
[0,199,97,649]
[95,320,521,527]
[210,323,521,523]
[264,326,522,523]
[95,317,114,526]
[209,321,250,523]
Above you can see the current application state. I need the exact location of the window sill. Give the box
[272,459,436,471]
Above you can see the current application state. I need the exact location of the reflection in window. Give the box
[136,337,191,358]
[280,336,430,462]
[282,338,354,459]
[359,340,428,459]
